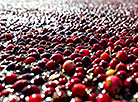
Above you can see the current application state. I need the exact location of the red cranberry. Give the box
[50,53,63,63]
[28,93,43,102]
[82,56,91,67]
[62,60,75,72]
[63,49,72,56]
[4,73,18,84]
[79,49,90,56]
[13,79,29,91]
[71,83,86,97]
[58,78,67,85]
[128,54,137,63]
[109,58,120,69]
[75,67,85,74]
[88,93,98,102]
[100,52,111,61]
[73,57,82,63]
[70,53,80,59]
[45,81,58,88]
[44,87,55,97]
[22,85,40,96]
[31,66,43,74]
[104,75,123,95]
[31,76,44,85]
[53,90,68,102]
[96,93,112,102]
[115,63,127,71]
[72,72,85,79]
[116,51,128,62]
[133,35,138,43]
[67,78,81,89]
[89,37,99,45]
[46,60,56,69]
[132,48,138,56]
[116,70,127,80]
[132,72,138,79]
[99,60,109,68]
[0,84,3,91]
[0,89,12,96]
[24,57,36,64]
[98,74,107,81]
[96,50,103,56]
[94,66,105,75]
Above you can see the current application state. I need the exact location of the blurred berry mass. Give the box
[0,0,138,102]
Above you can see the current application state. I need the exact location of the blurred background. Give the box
[0,0,138,10]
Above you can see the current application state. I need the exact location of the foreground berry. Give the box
[63,60,75,72]
[71,83,86,97]
[28,93,42,102]
[104,75,123,95]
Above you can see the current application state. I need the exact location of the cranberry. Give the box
[132,72,138,79]
[99,60,109,68]
[0,84,3,91]
[53,90,68,102]
[67,78,81,89]
[128,54,137,63]
[21,73,33,80]
[73,57,82,63]
[0,89,12,96]
[58,78,67,85]
[89,37,99,45]
[79,49,90,56]
[70,97,83,102]
[115,63,127,71]
[46,60,56,69]
[31,66,43,74]
[24,57,36,64]
[98,74,107,81]
[75,67,85,74]
[72,72,85,79]
[45,81,58,88]
[100,52,111,61]
[6,63,16,71]
[109,58,120,68]
[13,79,29,91]
[31,76,44,85]
[116,51,128,62]
[22,85,40,96]
[4,73,18,84]
[88,93,98,102]
[44,87,55,97]
[94,66,105,75]
[96,50,103,57]
[132,48,138,56]
[82,56,91,67]
[116,70,127,80]
[133,35,138,43]
[28,93,43,102]
[71,83,86,97]
[96,93,112,102]
[63,49,72,56]
[93,58,101,64]
[70,53,80,59]
[104,75,123,95]
[50,53,63,63]
[62,60,75,72]
[124,77,138,94]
